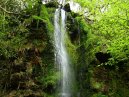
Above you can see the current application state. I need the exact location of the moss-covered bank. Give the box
[0,1,59,97]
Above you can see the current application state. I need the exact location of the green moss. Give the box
[91,80,104,90]
[65,35,78,64]
[37,71,60,87]
[92,93,108,97]
[0,2,56,97]
[40,5,54,38]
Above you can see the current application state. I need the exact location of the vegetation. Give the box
[0,0,129,97]
[73,0,129,97]
[0,0,57,97]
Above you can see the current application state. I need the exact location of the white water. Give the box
[69,0,81,13]
[54,1,72,97]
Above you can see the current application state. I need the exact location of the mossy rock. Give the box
[64,3,71,12]
[45,1,59,8]
[71,12,80,18]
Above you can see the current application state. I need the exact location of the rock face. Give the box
[44,1,59,8]
[0,3,56,97]
[64,3,71,12]
[68,1,81,13]
[64,1,81,13]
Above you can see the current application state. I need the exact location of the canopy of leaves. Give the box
[75,0,129,65]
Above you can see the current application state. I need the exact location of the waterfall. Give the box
[54,1,73,97]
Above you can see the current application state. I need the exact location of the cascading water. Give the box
[54,1,73,97]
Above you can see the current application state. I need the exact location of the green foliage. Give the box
[1,0,129,96]
[65,35,78,64]
[25,0,39,9]
[43,71,60,87]
[91,78,104,90]
[92,93,108,97]
[40,5,54,37]
[0,0,55,96]
[32,15,45,21]
[75,0,129,66]
[75,16,89,34]
[0,0,23,13]
[73,1,129,97]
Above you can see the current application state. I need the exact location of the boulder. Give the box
[64,3,71,12]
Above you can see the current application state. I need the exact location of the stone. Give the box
[64,3,71,12]
[44,1,59,8]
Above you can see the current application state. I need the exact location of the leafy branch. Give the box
[0,5,19,14]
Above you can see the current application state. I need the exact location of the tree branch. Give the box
[0,5,19,14]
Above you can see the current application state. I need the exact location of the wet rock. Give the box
[64,3,71,12]
[66,13,79,43]
[45,1,59,8]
